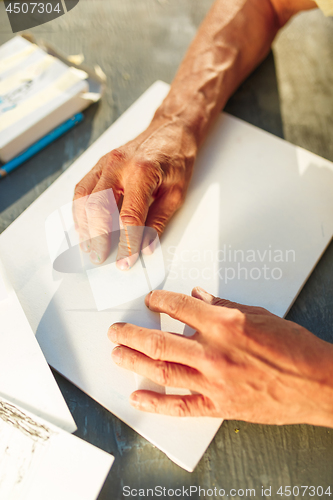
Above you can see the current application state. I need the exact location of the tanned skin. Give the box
[75,1,333,426]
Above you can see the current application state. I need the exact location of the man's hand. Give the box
[108,288,333,427]
[73,116,196,268]
[73,0,318,268]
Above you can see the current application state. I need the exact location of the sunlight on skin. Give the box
[108,287,333,427]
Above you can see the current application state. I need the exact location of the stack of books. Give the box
[0,36,104,174]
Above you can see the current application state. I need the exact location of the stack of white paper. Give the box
[0,257,75,431]
[0,395,113,500]
[1,81,332,471]
[0,260,114,498]
[0,36,89,162]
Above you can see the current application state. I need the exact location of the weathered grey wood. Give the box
[0,2,332,498]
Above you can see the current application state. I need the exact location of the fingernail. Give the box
[90,251,101,264]
[130,393,141,408]
[195,286,209,297]
[116,258,130,270]
[108,325,118,342]
[112,347,122,364]
[130,395,151,410]
[149,238,156,253]
[145,291,153,309]
[80,241,89,252]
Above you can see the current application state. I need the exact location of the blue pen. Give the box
[0,112,84,178]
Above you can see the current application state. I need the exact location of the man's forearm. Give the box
[154,0,316,147]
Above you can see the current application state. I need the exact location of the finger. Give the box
[108,322,201,365]
[141,188,183,254]
[86,181,120,265]
[111,346,202,390]
[116,169,158,270]
[117,223,144,270]
[145,290,217,333]
[129,391,216,417]
[191,287,215,305]
[73,168,100,252]
[191,287,275,317]
[141,226,159,255]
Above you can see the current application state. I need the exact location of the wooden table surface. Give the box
[0,1,332,498]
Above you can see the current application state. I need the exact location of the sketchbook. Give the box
[0,395,113,500]
[0,81,332,471]
[0,258,76,433]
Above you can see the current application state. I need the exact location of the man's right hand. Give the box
[109,288,333,427]
[73,115,197,269]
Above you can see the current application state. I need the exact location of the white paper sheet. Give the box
[0,395,113,500]
[0,258,76,433]
[0,81,332,471]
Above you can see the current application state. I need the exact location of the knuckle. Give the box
[198,395,216,416]
[74,184,89,199]
[93,150,124,178]
[127,350,139,371]
[201,346,220,367]
[120,195,150,226]
[218,306,244,324]
[168,294,187,318]
[136,157,161,173]
[122,321,134,336]
[85,199,101,218]
[257,307,267,314]
[108,148,126,163]
[148,397,159,413]
[228,308,246,325]
[255,306,272,316]
[209,307,246,340]
[170,186,185,210]
[119,325,130,346]
[133,159,163,185]
[172,398,191,417]
[154,361,171,386]
[120,212,143,226]
[150,218,167,236]
[147,332,166,360]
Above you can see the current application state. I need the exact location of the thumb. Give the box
[191,287,215,305]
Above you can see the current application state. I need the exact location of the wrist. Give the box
[128,109,198,173]
[153,88,213,148]
[148,106,200,156]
